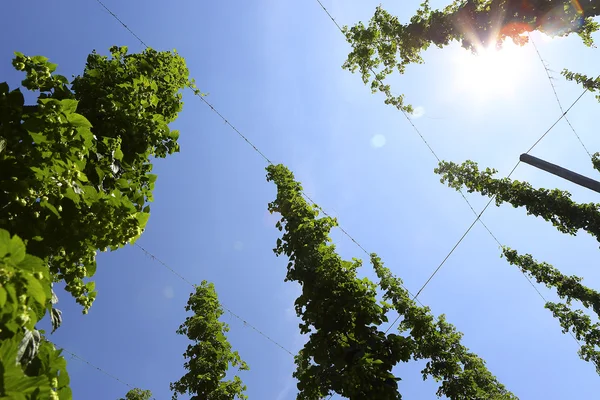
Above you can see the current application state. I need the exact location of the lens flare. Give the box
[451,40,529,100]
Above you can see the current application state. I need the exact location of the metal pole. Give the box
[520,153,600,194]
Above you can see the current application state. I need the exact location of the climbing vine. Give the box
[435,160,600,373]
[435,160,600,245]
[371,254,515,399]
[267,163,514,399]
[0,229,71,399]
[342,0,600,379]
[343,0,600,110]
[502,248,600,372]
[170,281,248,400]
[503,248,600,317]
[118,388,152,400]
[1,47,192,398]
[1,47,191,312]
[545,302,600,373]
[563,69,600,101]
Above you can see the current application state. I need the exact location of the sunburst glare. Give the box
[451,40,531,100]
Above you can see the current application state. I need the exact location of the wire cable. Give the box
[313,0,501,255]
[135,243,295,357]
[53,343,158,400]
[529,34,592,158]
[92,1,595,392]
[385,87,588,333]
[93,0,148,48]
[90,0,422,303]
[310,0,589,335]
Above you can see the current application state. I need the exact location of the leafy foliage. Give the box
[562,69,600,101]
[434,160,600,373]
[502,248,600,371]
[0,229,70,400]
[545,302,600,373]
[435,160,600,245]
[266,164,514,399]
[371,254,516,400]
[1,46,190,311]
[593,153,600,173]
[343,0,600,110]
[119,388,152,400]
[1,46,191,398]
[170,281,248,400]
[503,248,600,316]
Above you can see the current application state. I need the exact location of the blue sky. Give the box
[2,0,600,398]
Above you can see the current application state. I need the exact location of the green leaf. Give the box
[67,113,92,129]
[95,166,105,182]
[0,234,27,264]
[31,55,49,63]
[0,286,6,308]
[64,187,80,203]
[136,212,150,227]
[114,147,124,161]
[87,261,97,276]
[85,281,95,292]
[0,229,11,252]
[2,338,51,395]
[60,99,79,114]
[17,254,46,273]
[28,132,48,144]
[40,201,60,218]
[26,276,47,305]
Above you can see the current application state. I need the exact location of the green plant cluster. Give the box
[502,248,600,372]
[119,388,152,400]
[562,69,600,101]
[170,281,248,400]
[371,254,515,400]
[503,248,600,316]
[1,46,190,398]
[1,46,190,312]
[342,0,600,111]
[434,160,600,374]
[0,229,70,399]
[545,302,600,373]
[266,163,514,399]
[435,160,600,244]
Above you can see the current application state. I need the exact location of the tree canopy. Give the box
[0,46,191,399]
[1,46,191,312]
[266,164,515,399]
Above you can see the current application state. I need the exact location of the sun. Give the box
[451,40,530,100]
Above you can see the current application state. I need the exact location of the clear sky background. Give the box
[2,0,600,399]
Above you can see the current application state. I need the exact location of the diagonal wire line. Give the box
[134,243,295,357]
[53,343,158,400]
[412,87,587,299]
[387,86,588,333]
[529,34,592,158]
[90,1,596,397]
[311,0,589,332]
[90,0,422,304]
[94,0,148,48]
[313,0,500,251]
